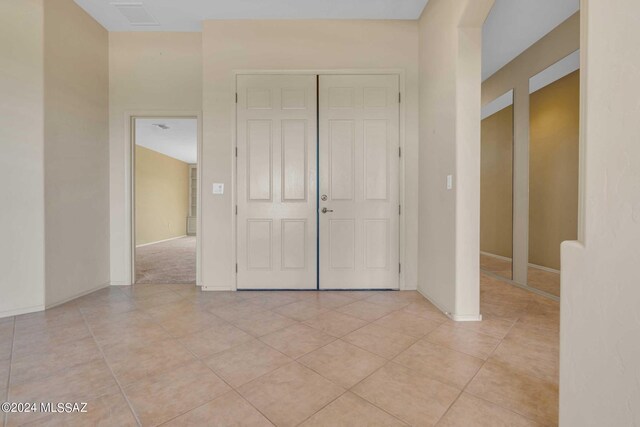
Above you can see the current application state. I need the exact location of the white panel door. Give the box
[318,75,400,289]
[237,75,317,289]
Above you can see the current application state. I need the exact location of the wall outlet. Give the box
[212,183,224,194]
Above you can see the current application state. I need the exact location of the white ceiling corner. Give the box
[74,0,580,85]
[73,0,431,32]
[482,0,580,81]
[135,118,198,164]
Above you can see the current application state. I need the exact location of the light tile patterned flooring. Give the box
[1,273,559,426]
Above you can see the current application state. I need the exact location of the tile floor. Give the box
[1,273,559,426]
[480,254,561,297]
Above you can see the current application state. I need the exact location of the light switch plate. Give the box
[212,183,224,194]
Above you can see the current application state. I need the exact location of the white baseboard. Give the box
[201,284,235,291]
[481,251,561,274]
[417,288,482,322]
[0,303,46,319]
[480,251,512,262]
[46,281,111,309]
[136,235,187,248]
[528,263,560,274]
[110,280,131,286]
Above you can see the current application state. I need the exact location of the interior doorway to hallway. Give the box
[132,117,199,285]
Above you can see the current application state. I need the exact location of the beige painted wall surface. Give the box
[482,12,579,284]
[135,146,189,245]
[529,71,579,270]
[0,0,46,316]
[480,106,513,259]
[561,1,640,425]
[109,32,202,285]
[418,0,493,318]
[43,0,110,307]
[201,20,419,290]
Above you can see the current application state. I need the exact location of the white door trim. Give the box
[232,69,407,291]
[124,110,203,286]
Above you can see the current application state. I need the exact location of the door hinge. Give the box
[235,93,238,103]
[235,205,238,215]
[399,204,401,215]
[399,263,402,274]
[235,263,238,273]
[235,147,238,157]
[398,147,401,158]
[398,92,401,103]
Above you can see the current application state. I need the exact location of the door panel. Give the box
[319,75,400,289]
[237,75,317,289]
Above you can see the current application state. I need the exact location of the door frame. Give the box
[232,69,407,290]
[127,110,203,286]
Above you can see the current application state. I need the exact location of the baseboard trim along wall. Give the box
[135,235,187,248]
[45,281,111,310]
[481,251,561,274]
[201,284,234,292]
[0,304,46,319]
[110,280,130,286]
[480,251,512,262]
[417,288,482,322]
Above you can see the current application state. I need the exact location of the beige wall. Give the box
[135,146,189,245]
[482,13,579,284]
[109,32,202,285]
[417,0,493,319]
[480,105,513,259]
[43,0,110,307]
[561,1,640,424]
[1,0,109,315]
[0,0,46,316]
[529,71,579,270]
[200,20,420,290]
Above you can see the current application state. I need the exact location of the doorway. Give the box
[235,74,401,290]
[132,117,199,285]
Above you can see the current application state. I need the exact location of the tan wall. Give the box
[561,1,640,424]
[482,12,579,283]
[135,146,189,246]
[418,0,494,318]
[43,0,110,307]
[201,20,420,290]
[109,32,202,284]
[529,71,579,270]
[480,105,513,258]
[0,0,46,316]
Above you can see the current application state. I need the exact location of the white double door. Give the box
[237,74,399,290]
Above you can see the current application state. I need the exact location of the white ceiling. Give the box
[135,118,197,164]
[482,0,579,80]
[75,0,579,82]
[73,0,430,31]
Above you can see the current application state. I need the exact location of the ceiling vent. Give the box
[110,2,159,26]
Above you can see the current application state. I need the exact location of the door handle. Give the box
[321,207,333,214]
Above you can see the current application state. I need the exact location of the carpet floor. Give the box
[135,236,196,284]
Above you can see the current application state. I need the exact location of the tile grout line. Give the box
[147,304,278,426]
[78,308,143,427]
[430,322,509,426]
[446,315,545,426]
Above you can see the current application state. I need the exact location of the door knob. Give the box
[321,207,333,214]
[321,195,328,201]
